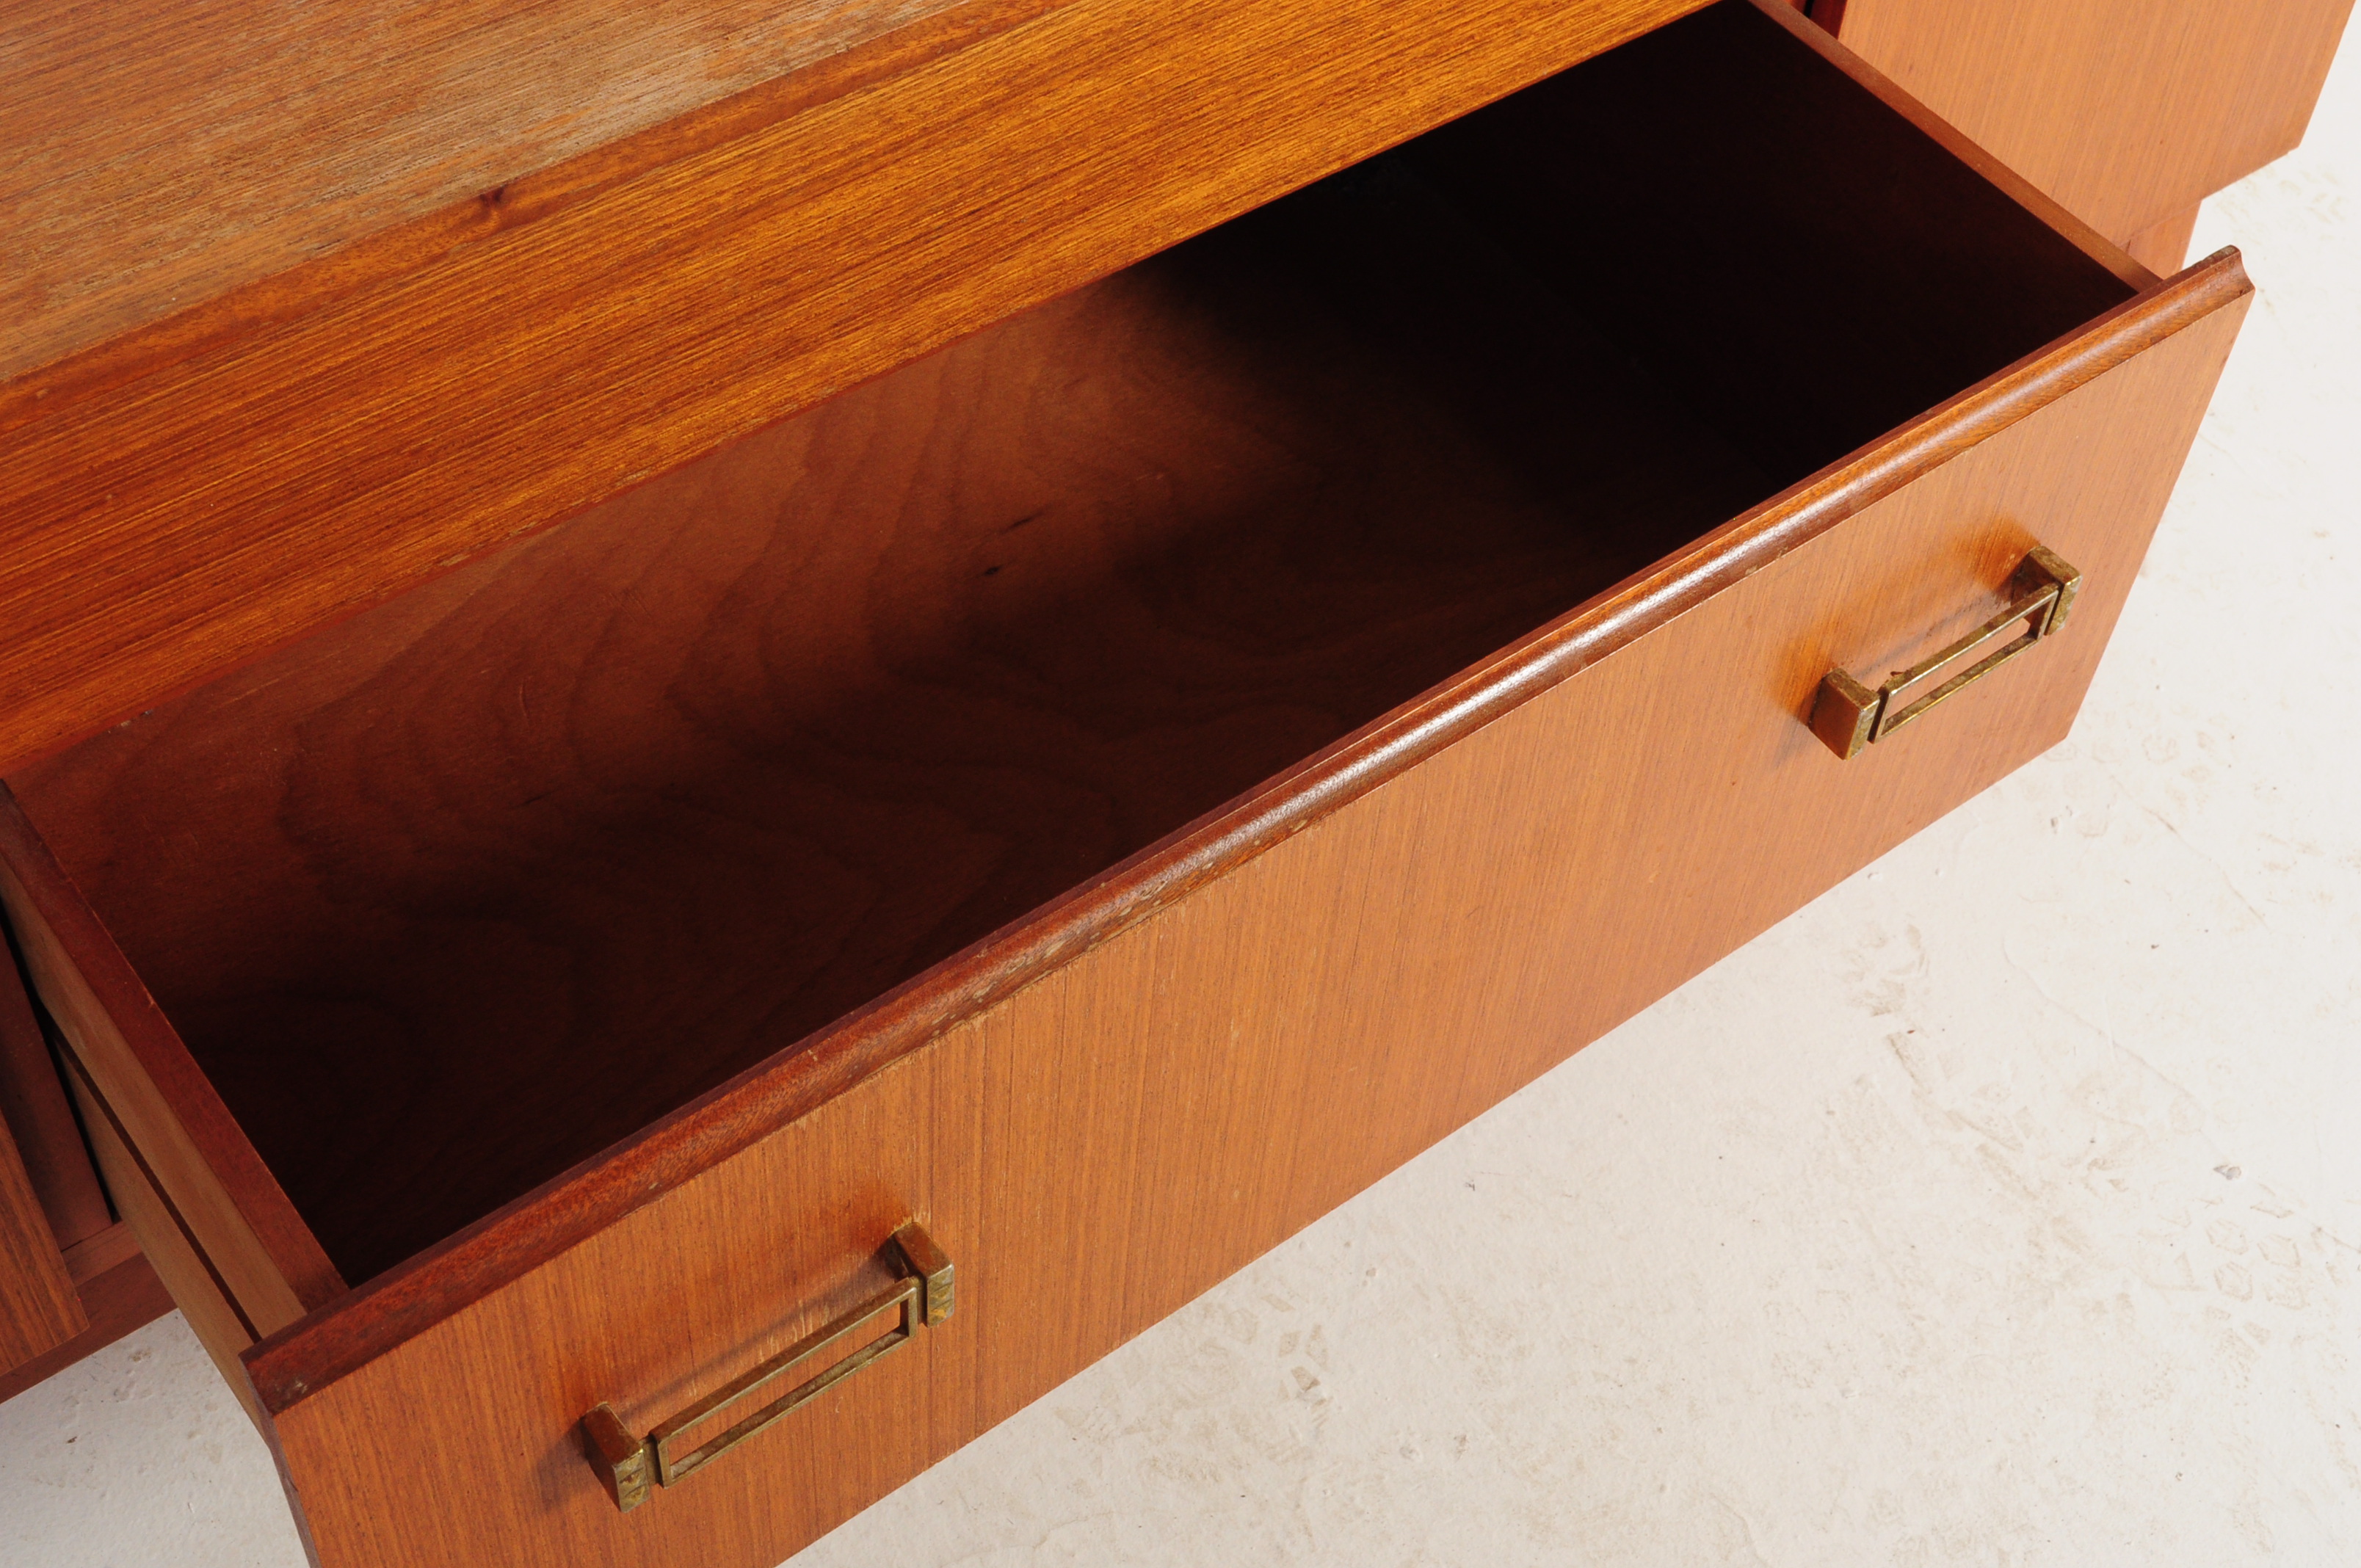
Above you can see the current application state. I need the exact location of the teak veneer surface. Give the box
[0,798,345,1332]
[1835,0,2357,246]
[49,1032,286,1429]
[8,171,1776,1288]
[0,10,2256,1562]
[0,0,1702,780]
[0,0,994,382]
[251,264,2249,1568]
[6,0,2141,1291]
[2124,204,2206,279]
[0,1244,174,1408]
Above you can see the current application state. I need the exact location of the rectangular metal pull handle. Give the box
[1810,546,2081,760]
[583,1220,953,1513]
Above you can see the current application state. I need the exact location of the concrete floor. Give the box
[4,32,2356,1568]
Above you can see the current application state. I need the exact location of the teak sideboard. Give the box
[0,0,2345,1563]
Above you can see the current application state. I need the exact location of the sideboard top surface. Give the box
[0,0,1001,383]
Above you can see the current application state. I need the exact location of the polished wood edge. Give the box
[0,784,346,1313]
[57,1043,261,1345]
[0,0,1071,434]
[250,1384,333,1568]
[237,245,2252,1415]
[59,1048,275,1434]
[0,1249,174,1408]
[1741,0,2157,291]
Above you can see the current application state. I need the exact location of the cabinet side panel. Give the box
[0,1248,175,1407]
[1839,0,2357,243]
[2125,203,2205,278]
[257,296,2243,1568]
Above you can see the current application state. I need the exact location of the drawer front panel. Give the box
[961,289,2249,1420]
[269,1040,984,1568]
[254,278,2245,1568]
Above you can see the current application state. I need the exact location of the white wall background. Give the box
[4,26,2356,1567]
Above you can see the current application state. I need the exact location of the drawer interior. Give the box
[7,1,2136,1288]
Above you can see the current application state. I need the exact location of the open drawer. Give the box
[0,4,2247,1565]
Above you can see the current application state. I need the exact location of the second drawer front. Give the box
[255,294,2242,1568]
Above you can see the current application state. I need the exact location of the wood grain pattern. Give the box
[0,1244,173,1409]
[7,159,1780,1288]
[0,23,2253,1411]
[57,1045,272,1429]
[0,912,111,1249]
[1,0,1065,417]
[2125,204,2204,278]
[62,1217,141,1285]
[0,0,1008,382]
[0,1075,81,1373]
[263,1037,981,1568]
[0,0,1700,780]
[1749,0,2149,288]
[250,255,2251,1568]
[224,247,2246,1420]
[0,12,2255,1557]
[4,0,2144,1291]
[1835,0,2357,246]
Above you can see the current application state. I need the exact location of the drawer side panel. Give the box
[60,1059,269,1429]
[0,798,344,1329]
[0,921,112,1250]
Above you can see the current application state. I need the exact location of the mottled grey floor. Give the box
[6,32,2357,1568]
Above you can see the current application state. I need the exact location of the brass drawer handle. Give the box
[582,1220,953,1513]
[1810,546,2081,760]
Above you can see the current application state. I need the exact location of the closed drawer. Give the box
[0,4,2246,1565]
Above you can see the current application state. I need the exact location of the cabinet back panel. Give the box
[1418,0,2140,484]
